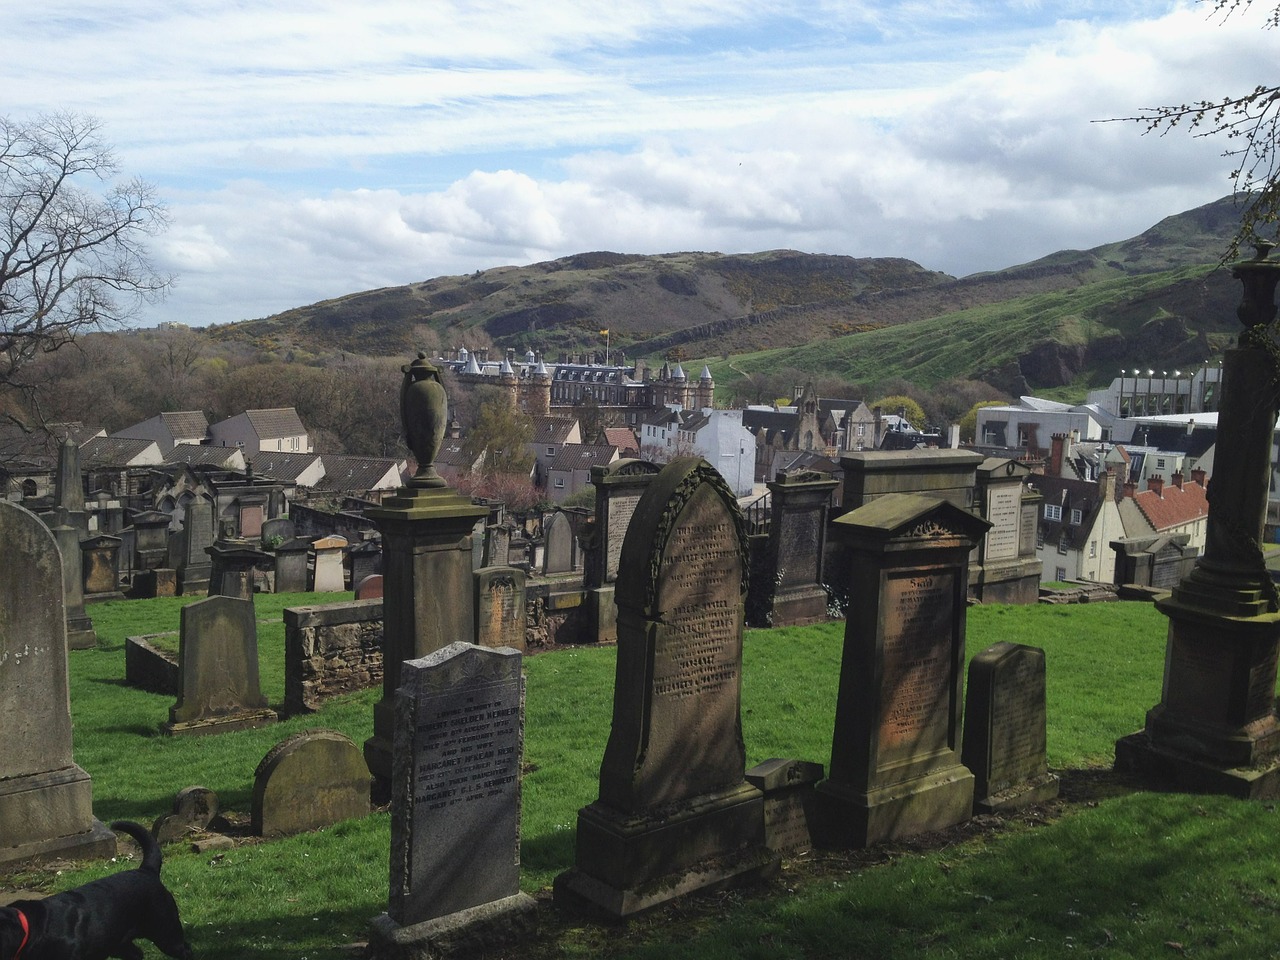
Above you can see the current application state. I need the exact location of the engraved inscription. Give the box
[988,654,1046,789]
[605,493,641,582]
[879,572,953,754]
[778,510,820,587]
[413,687,521,812]
[985,485,1021,561]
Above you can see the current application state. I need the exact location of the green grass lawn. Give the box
[9,596,1280,959]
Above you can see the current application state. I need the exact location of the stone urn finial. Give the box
[401,351,448,489]
[1233,238,1280,333]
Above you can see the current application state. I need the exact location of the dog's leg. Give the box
[110,941,145,960]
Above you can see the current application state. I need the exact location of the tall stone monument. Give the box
[815,493,989,847]
[364,354,488,799]
[583,459,660,644]
[50,437,96,648]
[971,458,1042,604]
[369,642,535,959]
[0,500,116,866]
[555,458,776,918]
[1116,243,1280,797]
[750,468,838,627]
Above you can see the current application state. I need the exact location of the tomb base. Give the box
[814,764,974,848]
[768,585,831,628]
[67,614,97,650]
[0,766,117,868]
[162,708,277,737]
[555,783,778,919]
[973,772,1060,814]
[1113,592,1280,798]
[368,893,537,960]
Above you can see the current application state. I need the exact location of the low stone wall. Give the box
[125,633,179,695]
[283,599,384,716]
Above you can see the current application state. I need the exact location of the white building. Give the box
[976,397,1120,451]
[208,408,312,457]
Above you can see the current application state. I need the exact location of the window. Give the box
[1044,504,1062,521]
[1058,535,1070,555]
[547,446,555,456]
[553,477,564,488]
[1089,540,1097,558]
[1055,566,1067,582]
[1070,508,1082,525]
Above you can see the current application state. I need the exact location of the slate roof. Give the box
[1031,474,1105,551]
[79,436,157,467]
[531,416,579,444]
[162,444,244,468]
[245,407,308,439]
[549,443,619,473]
[245,451,323,483]
[0,421,97,466]
[319,455,404,492]
[158,410,209,440]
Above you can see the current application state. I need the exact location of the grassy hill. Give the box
[206,195,1251,397]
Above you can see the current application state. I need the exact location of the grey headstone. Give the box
[389,643,526,926]
[0,500,115,866]
[963,642,1059,813]
[165,595,277,735]
[542,512,575,575]
[252,729,370,837]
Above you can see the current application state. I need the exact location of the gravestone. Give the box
[133,567,178,599]
[164,595,277,735]
[81,533,124,602]
[555,458,775,918]
[356,573,385,599]
[963,642,1059,812]
[815,493,990,847]
[132,510,173,571]
[484,522,512,568]
[260,515,296,546]
[52,521,97,649]
[369,642,535,959]
[311,535,348,592]
[251,729,370,837]
[542,511,576,574]
[153,786,219,844]
[750,469,838,627]
[971,458,1042,604]
[273,537,313,593]
[0,500,116,867]
[584,459,661,644]
[745,758,824,854]
[177,498,215,595]
[475,566,527,651]
[206,539,270,600]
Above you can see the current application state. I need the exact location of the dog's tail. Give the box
[111,820,163,874]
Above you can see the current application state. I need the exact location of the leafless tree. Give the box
[1108,1,1280,257]
[1,112,172,429]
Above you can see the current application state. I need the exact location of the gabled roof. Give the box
[549,443,619,472]
[531,416,579,444]
[1030,474,1105,550]
[79,436,159,467]
[245,408,308,439]
[245,451,323,483]
[1126,480,1209,534]
[319,455,404,492]
[603,427,638,453]
[158,410,209,439]
[162,444,245,469]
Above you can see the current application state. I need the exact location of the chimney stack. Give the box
[1191,466,1207,487]
[1171,470,1184,489]
[1049,432,1067,478]
[1147,475,1164,498]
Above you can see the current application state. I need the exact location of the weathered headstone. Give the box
[584,459,660,644]
[81,533,124,602]
[164,595,277,735]
[541,511,576,574]
[962,642,1059,813]
[745,758,824,854]
[206,539,270,600]
[474,566,527,651]
[349,536,382,588]
[52,521,97,649]
[483,523,512,568]
[132,510,173,571]
[273,537,313,593]
[369,642,535,959]
[251,729,370,837]
[152,786,219,844]
[750,469,838,627]
[311,535,347,592]
[555,458,775,918]
[260,515,296,546]
[815,493,989,847]
[177,498,215,595]
[0,500,116,867]
[971,458,1042,604]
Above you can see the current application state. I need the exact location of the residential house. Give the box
[977,397,1119,455]
[208,407,312,456]
[528,416,582,488]
[243,451,326,489]
[1032,470,1125,584]
[110,410,209,454]
[316,455,406,500]
[1117,470,1209,549]
[546,443,620,503]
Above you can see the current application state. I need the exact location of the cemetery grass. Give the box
[10,598,1280,957]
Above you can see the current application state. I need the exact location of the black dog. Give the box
[0,820,192,960]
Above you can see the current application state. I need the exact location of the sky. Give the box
[3,1,1274,329]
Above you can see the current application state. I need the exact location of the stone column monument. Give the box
[363,353,488,800]
[1116,242,1280,797]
